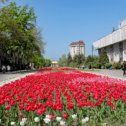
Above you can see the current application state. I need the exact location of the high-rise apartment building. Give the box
[69,40,85,58]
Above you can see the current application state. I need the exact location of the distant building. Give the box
[69,40,85,58]
[51,60,58,67]
[93,20,126,63]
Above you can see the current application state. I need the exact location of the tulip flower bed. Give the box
[38,67,76,73]
[38,67,53,72]
[1,68,126,126]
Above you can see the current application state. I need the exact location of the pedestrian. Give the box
[122,61,126,76]
[7,65,11,72]
[2,65,6,74]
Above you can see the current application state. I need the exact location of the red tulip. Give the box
[5,105,11,110]
[50,114,54,120]
[62,113,68,119]
[18,113,23,119]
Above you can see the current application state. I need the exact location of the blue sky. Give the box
[11,0,126,60]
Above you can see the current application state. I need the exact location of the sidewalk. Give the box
[91,69,126,80]
[0,71,35,86]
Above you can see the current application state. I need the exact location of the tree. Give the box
[58,54,67,67]
[44,59,51,67]
[85,55,94,68]
[73,54,85,67]
[0,2,45,70]
[99,48,109,66]
[67,53,72,66]
[91,55,100,69]
[32,55,45,68]
[85,55,93,63]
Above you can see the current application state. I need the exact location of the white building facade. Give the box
[51,60,58,67]
[93,20,126,63]
[69,41,85,58]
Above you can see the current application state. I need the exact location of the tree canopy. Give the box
[58,54,85,68]
[0,2,45,70]
[99,48,109,66]
[58,54,67,67]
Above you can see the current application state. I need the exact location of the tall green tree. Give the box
[99,48,109,66]
[73,54,85,67]
[85,55,94,64]
[32,55,45,68]
[84,55,94,68]
[0,2,45,69]
[67,53,72,66]
[44,59,51,67]
[91,55,100,68]
[58,54,67,67]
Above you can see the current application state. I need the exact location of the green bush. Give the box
[104,63,112,69]
[92,64,99,69]
[112,62,122,69]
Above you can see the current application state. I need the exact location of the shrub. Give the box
[104,63,112,69]
[112,62,122,69]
